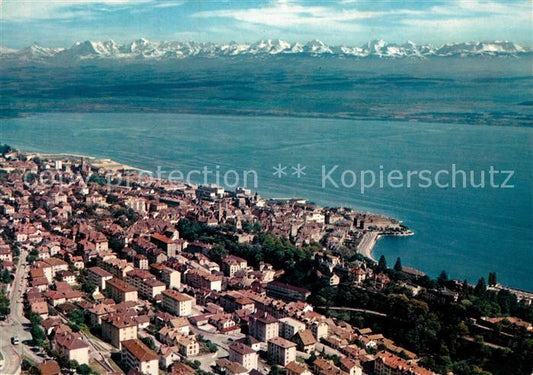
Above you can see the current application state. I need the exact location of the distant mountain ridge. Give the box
[1,39,530,62]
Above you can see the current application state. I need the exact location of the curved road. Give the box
[316,306,387,317]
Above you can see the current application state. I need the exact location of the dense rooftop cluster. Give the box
[0,149,531,375]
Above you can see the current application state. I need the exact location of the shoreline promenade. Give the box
[357,232,380,261]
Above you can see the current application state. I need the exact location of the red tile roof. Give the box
[122,339,158,362]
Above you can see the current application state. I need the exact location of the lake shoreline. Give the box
[3,112,531,291]
[22,148,419,273]
[29,152,151,173]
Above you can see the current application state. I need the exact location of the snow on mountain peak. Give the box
[435,41,526,56]
[16,44,64,59]
[303,39,334,54]
[249,39,293,54]
[1,39,529,61]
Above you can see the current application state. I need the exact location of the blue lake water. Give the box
[1,112,532,290]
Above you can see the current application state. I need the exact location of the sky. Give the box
[0,0,531,48]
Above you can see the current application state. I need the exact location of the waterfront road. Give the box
[356,232,379,261]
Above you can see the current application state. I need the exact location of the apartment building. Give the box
[87,266,113,290]
[249,312,279,342]
[221,255,248,277]
[229,343,258,370]
[121,339,159,375]
[101,314,138,348]
[151,233,178,257]
[160,267,181,289]
[162,289,194,316]
[106,277,138,303]
[279,317,306,339]
[54,332,90,365]
[266,281,311,302]
[126,269,166,300]
[184,268,222,292]
[267,337,297,366]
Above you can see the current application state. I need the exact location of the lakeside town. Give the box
[0,147,531,375]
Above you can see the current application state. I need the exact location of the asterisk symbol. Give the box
[291,164,306,178]
[273,164,287,178]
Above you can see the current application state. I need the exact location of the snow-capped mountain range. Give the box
[1,39,529,62]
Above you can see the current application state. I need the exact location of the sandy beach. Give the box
[357,232,381,261]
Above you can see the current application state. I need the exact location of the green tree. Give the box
[0,144,14,155]
[438,270,448,287]
[496,289,517,315]
[474,277,487,296]
[30,325,46,346]
[393,257,402,272]
[68,310,87,328]
[0,269,11,284]
[108,236,124,252]
[306,353,317,366]
[461,279,470,296]
[268,365,286,375]
[106,194,120,204]
[378,255,387,271]
[488,272,497,286]
[23,172,38,185]
[243,221,261,233]
[27,248,39,264]
[27,311,43,325]
[141,336,156,351]
[78,273,96,295]
[77,364,96,375]
[206,341,218,353]
[209,244,229,263]
[0,293,10,317]
[88,174,107,186]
